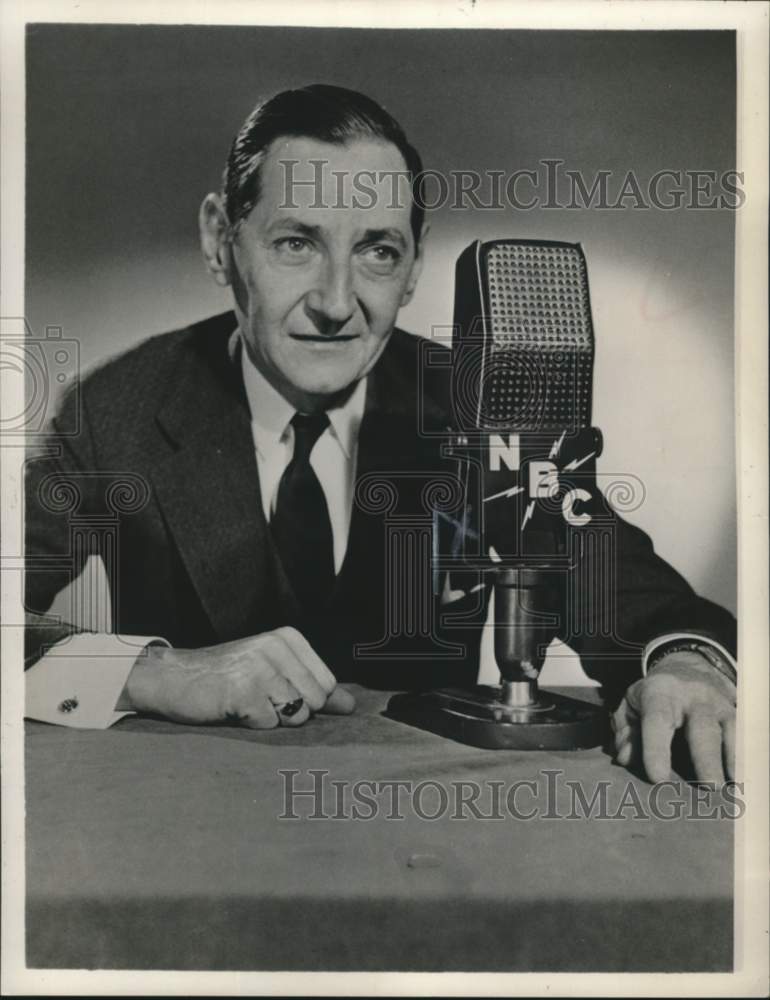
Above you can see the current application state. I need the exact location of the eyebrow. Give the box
[360,228,409,253]
[266,219,322,238]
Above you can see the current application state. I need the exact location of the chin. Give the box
[292,364,363,397]
[301,377,357,398]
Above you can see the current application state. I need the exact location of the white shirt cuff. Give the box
[25,632,169,729]
[641,632,737,679]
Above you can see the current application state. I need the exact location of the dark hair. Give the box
[222,84,425,247]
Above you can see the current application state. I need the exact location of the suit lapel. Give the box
[150,314,293,640]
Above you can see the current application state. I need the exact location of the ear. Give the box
[199,193,233,287]
[400,222,429,307]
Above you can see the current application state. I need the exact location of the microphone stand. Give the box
[386,563,608,751]
[494,567,557,712]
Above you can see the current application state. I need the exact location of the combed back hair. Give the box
[222,83,425,246]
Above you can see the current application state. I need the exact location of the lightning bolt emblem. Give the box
[563,451,596,472]
[549,430,566,459]
[483,484,525,503]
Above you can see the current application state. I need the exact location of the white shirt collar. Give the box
[237,330,367,460]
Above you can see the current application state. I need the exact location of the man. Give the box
[25,84,737,784]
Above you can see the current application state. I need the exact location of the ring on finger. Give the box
[273,696,305,720]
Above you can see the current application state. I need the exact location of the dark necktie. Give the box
[271,412,335,611]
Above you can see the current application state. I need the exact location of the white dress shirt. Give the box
[239,337,367,575]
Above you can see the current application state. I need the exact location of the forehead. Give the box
[251,135,415,236]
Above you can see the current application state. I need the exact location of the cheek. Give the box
[360,279,410,331]
[237,250,308,320]
[249,282,304,337]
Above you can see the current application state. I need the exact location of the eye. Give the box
[273,236,315,261]
[359,244,403,274]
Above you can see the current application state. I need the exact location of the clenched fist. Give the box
[118,627,355,728]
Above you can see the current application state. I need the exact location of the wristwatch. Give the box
[646,638,737,687]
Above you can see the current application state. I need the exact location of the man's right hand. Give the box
[117,626,355,728]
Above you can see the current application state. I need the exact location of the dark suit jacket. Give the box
[25,311,736,703]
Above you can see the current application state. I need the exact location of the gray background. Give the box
[26,25,736,644]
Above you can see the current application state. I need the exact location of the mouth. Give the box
[290,334,360,344]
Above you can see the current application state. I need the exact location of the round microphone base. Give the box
[385,684,608,751]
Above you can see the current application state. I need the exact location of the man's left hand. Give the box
[611,651,737,784]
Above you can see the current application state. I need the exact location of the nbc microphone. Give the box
[451,238,604,699]
[388,238,608,750]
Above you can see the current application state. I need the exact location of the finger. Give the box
[612,721,630,750]
[685,711,725,785]
[236,693,280,730]
[222,675,281,730]
[274,627,337,695]
[611,697,640,765]
[611,696,639,736]
[722,716,736,781]
[614,738,633,768]
[260,633,328,712]
[319,685,356,715]
[614,721,642,769]
[274,696,311,727]
[640,695,678,783]
[260,670,312,728]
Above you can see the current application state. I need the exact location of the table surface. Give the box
[26,685,734,972]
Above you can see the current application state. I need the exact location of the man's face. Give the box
[225,136,424,410]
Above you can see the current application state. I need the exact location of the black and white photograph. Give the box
[1,0,767,994]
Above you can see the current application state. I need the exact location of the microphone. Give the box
[388,238,608,750]
[450,238,601,566]
[450,239,603,698]
[452,237,595,436]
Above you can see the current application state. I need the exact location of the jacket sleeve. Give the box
[24,384,172,728]
[560,509,737,707]
[24,381,98,665]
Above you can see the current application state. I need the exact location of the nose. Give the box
[304,255,356,335]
